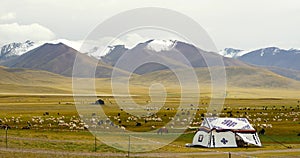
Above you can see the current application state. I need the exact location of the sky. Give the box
[0,0,300,50]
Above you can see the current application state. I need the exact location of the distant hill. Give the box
[131,66,300,89]
[1,43,129,78]
[0,66,70,93]
[265,66,300,81]
[101,40,248,74]
[1,65,300,96]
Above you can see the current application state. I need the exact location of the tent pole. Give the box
[5,127,8,149]
[128,135,130,157]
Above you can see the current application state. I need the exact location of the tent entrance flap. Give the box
[236,133,262,147]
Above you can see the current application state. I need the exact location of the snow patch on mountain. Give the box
[218,47,300,58]
[49,39,121,58]
[247,47,300,57]
[218,48,243,58]
[146,39,177,52]
[0,40,36,59]
[260,49,265,56]
[84,46,116,59]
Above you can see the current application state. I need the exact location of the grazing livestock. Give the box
[157,127,168,135]
[95,99,105,105]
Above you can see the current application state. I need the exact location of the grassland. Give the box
[0,93,300,157]
[1,66,300,157]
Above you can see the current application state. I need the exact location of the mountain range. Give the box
[238,47,300,70]
[0,39,96,62]
[1,39,300,92]
[1,43,129,78]
[0,39,248,75]
[100,39,247,74]
[2,39,300,72]
[219,47,300,70]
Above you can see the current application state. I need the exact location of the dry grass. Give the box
[1,66,300,157]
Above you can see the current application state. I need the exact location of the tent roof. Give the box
[201,117,255,131]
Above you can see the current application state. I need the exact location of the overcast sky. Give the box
[0,0,300,50]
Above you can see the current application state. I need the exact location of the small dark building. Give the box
[95,99,105,105]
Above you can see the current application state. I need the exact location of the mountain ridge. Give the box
[100,39,248,74]
[1,43,129,78]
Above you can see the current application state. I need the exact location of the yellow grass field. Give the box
[0,84,300,157]
[1,67,300,157]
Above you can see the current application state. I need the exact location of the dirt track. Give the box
[1,147,300,157]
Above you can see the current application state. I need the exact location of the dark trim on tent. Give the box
[198,127,211,133]
[214,128,257,133]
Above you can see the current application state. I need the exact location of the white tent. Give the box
[191,117,261,148]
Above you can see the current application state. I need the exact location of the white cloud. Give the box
[45,39,83,50]
[0,12,16,21]
[1,0,300,49]
[0,23,55,45]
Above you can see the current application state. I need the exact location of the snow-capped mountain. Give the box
[219,47,300,59]
[238,47,300,70]
[0,40,35,60]
[0,39,178,60]
[100,39,246,74]
[146,39,177,52]
[218,48,244,58]
[1,42,128,78]
[244,47,300,57]
[0,39,88,60]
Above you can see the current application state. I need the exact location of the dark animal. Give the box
[258,128,265,135]
[0,124,11,129]
[43,112,49,116]
[95,99,105,105]
[22,126,30,130]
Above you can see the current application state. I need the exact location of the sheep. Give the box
[121,126,126,131]
[78,127,84,130]
[39,119,44,124]
[156,117,162,122]
[84,125,89,129]
[58,122,69,127]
